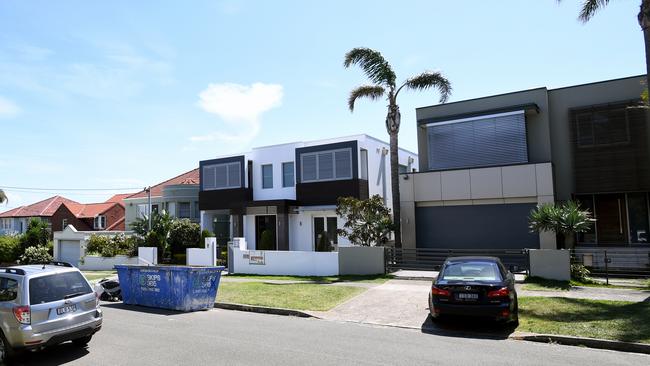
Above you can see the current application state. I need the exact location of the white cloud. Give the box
[0,96,19,118]
[192,82,283,143]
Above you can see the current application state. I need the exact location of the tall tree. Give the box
[344,48,451,248]
[561,0,650,92]
[0,189,7,205]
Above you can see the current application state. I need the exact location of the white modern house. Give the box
[199,134,418,251]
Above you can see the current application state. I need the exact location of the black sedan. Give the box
[428,256,518,325]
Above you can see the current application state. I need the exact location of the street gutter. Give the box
[213,302,650,355]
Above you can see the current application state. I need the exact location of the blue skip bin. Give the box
[115,265,225,312]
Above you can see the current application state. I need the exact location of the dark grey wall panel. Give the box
[415,203,539,249]
[427,112,528,170]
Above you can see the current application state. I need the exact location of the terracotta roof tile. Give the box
[0,196,80,218]
[125,168,199,200]
[105,193,133,206]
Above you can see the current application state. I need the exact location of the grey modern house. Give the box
[400,75,649,251]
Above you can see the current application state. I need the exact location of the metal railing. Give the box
[385,247,530,274]
[571,248,650,281]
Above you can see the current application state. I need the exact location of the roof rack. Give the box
[50,261,73,268]
[0,268,26,275]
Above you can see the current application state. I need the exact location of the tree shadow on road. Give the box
[420,314,516,340]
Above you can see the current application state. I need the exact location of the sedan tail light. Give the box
[431,286,450,297]
[487,287,510,298]
[13,305,31,325]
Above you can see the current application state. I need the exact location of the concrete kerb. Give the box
[510,333,650,355]
[214,302,316,318]
[213,302,650,355]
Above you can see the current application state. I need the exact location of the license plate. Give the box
[56,304,77,315]
[456,293,478,300]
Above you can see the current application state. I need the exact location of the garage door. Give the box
[59,240,81,266]
[415,203,539,249]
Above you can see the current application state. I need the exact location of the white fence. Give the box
[231,248,339,276]
[80,255,139,271]
[187,238,217,266]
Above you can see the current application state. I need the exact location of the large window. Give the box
[576,107,630,147]
[300,148,353,183]
[203,162,241,190]
[94,215,106,229]
[262,164,273,189]
[178,202,191,218]
[628,193,649,244]
[282,162,294,188]
[427,111,528,170]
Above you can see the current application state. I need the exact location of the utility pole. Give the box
[145,186,152,232]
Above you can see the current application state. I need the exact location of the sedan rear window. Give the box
[440,261,502,282]
[29,272,92,305]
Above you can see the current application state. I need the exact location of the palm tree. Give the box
[0,189,7,205]
[561,0,650,94]
[344,48,451,248]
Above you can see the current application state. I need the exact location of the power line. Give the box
[0,185,142,192]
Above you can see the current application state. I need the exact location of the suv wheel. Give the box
[0,332,14,363]
[72,336,92,347]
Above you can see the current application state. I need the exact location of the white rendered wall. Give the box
[250,142,300,201]
[232,248,339,276]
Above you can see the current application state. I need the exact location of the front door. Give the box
[595,194,628,244]
[212,214,231,247]
[255,215,277,250]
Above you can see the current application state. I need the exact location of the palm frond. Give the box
[402,71,452,103]
[577,0,609,22]
[0,189,7,204]
[348,85,385,111]
[343,48,396,87]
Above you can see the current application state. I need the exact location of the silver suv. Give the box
[0,262,102,362]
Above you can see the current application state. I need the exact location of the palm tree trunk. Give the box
[640,0,650,91]
[385,100,403,249]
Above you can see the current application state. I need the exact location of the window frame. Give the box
[0,276,18,302]
[202,161,242,190]
[300,148,353,183]
[178,202,191,218]
[262,164,274,189]
[62,219,68,229]
[575,107,631,148]
[94,215,106,230]
[282,162,295,188]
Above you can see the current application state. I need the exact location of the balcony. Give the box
[199,188,253,211]
[296,179,369,206]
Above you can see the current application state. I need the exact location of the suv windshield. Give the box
[29,271,92,304]
[440,261,502,282]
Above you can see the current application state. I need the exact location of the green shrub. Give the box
[19,218,50,252]
[259,230,274,250]
[19,245,53,264]
[571,264,591,282]
[169,219,201,255]
[316,231,333,252]
[0,236,21,263]
[86,235,110,255]
[87,234,140,257]
[201,229,214,245]
[172,253,187,265]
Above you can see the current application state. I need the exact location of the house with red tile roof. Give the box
[0,194,131,236]
[123,168,200,230]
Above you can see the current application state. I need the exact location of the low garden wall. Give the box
[338,246,384,275]
[79,255,139,271]
[529,249,571,281]
[231,248,339,276]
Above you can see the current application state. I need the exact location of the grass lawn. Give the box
[518,297,650,344]
[82,270,117,281]
[521,276,649,291]
[216,282,365,311]
[224,274,392,284]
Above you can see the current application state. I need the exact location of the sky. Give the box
[0,0,645,210]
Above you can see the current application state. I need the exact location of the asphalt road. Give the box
[12,304,650,366]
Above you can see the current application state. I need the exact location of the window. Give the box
[398,164,408,174]
[282,162,294,188]
[203,162,241,190]
[360,149,368,180]
[300,148,353,183]
[29,272,92,305]
[576,107,630,147]
[628,193,649,244]
[262,164,273,189]
[151,205,159,214]
[62,219,68,229]
[427,111,528,170]
[0,277,18,302]
[194,201,200,218]
[313,217,338,250]
[137,204,148,218]
[440,261,503,282]
[178,202,191,218]
[94,215,106,229]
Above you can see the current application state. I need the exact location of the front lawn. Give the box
[82,270,117,281]
[216,282,365,311]
[518,297,650,344]
[224,274,392,284]
[521,276,649,291]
